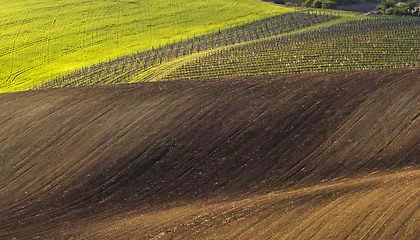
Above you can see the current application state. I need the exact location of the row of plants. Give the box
[30,10,339,89]
[0,0,292,92]
[162,17,419,81]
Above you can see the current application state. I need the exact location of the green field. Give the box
[0,0,290,92]
[34,10,339,89]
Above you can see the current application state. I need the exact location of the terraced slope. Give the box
[1,67,419,238]
[0,0,289,92]
[165,17,420,80]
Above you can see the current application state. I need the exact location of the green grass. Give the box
[0,0,290,92]
[33,10,340,89]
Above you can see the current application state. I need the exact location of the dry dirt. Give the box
[0,67,419,239]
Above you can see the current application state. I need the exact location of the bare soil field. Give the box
[0,67,419,239]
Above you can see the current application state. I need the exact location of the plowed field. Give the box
[1,67,419,239]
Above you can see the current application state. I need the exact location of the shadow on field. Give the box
[0,67,419,239]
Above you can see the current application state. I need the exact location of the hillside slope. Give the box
[165,17,420,81]
[0,67,419,238]
[0,0,288,92]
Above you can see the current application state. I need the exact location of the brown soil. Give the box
[0,67,419,239]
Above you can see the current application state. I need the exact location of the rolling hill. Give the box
[33,10,339,90]
[164,17,420,80]
[1,67,419,239]
[0,0,289,92]
[22,15,420,91]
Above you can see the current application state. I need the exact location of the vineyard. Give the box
[34,10,339,89]
[164,17,420,80]
[0,0,289,92]
[2,1,420,238]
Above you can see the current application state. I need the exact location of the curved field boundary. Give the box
[62,169,420,239]
[0,0,291,92]
[31,10,339,90]
[1,67,419,238]
[164,17,420,80]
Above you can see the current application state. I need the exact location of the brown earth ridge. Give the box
[0,67,419,239]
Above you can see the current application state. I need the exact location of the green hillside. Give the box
[0,0,290,92]
[34,10,339,89]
